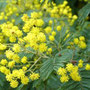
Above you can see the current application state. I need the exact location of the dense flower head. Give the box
[78,59,84,68]
[8,61,15,68]
[74,38,79,44]
[57,67,67,75]
[21,56,28,64]
[0,59,8,65]
[12,44,21,53]
[30,73,40,81]
[21,76,29,85]
[60,75,69,83]
[10,80,18,88]
[0,43,7,50]
[66,63,74,72]
[85,64,90,70]
[5,50,14,59]
[78,41,87,49]
[70,71,81,81]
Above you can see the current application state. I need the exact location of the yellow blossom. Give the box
[60,75,69,83]
[85,64,90,70]
[57,67,67,75]
[0,59,8,65]
[21,56,28,64]
[30,73,40,81]
[49,35,55,41]
[10,80,18,88]
[74,38,79,44]
[12,44,20,53]
[79,36,85,41]
[21,76,29,85]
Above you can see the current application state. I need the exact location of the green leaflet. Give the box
[78,3,90,25]
[40,58,54,81]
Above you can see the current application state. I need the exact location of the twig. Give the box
[26,57,42,72]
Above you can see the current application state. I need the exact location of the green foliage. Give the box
[78,3,90,25]
[40,58,54,80]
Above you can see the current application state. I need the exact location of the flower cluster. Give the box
[67,36,87,49]
[0,23,23,43]
[0,0,88,89]
[57,59,90,83]
[0,0,42,21]
[74,36,87,49]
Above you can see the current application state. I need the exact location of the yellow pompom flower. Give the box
[8,61,15,68]
[57,25,61,31]
[17,69,25,79]
[70,71,81,81]
[63,9,68,15]
[66,63,74,72]
[37,32,46,42]
[67,46,71,49]
[0,43,7,50]
[12,44,20,53]
[49,20,53,25]
[11,19,15,23]
[22,66,27,71]
[72,66,78,72]
[31,12,39,19]
[48,48,52,53]
[26,64,30,68]
[21,76,29,85]
[9,36,16,42]
[49,35,55,41]
[85,64,90,70]
[63,1,68,5]
[39,43,47,52]
[78,59,83,68]
[0,16,3,20]
[21,56,27,64]
[57,67,67,75]
[74,38,79,44]
[73,15,78,20]
[78,63,83,68]
[30,73,40,81]
[45,27,52,33]
[10,80,18,88]
[5,50,14,59]
[0,66,7,73]
[78,41,87,49]
[12,54,20,63]
[21,14,29,22]
[4,69,10,75]
[0,59,8,65]
[52,31,56,36]
[79,59,83,63]
[16,30,23,37]
[0,66,10,75]
[79,36,85,41]
[6,73,13,82]
[12,70,19,77]
[60,75,69,83]
[36,19,44,26]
